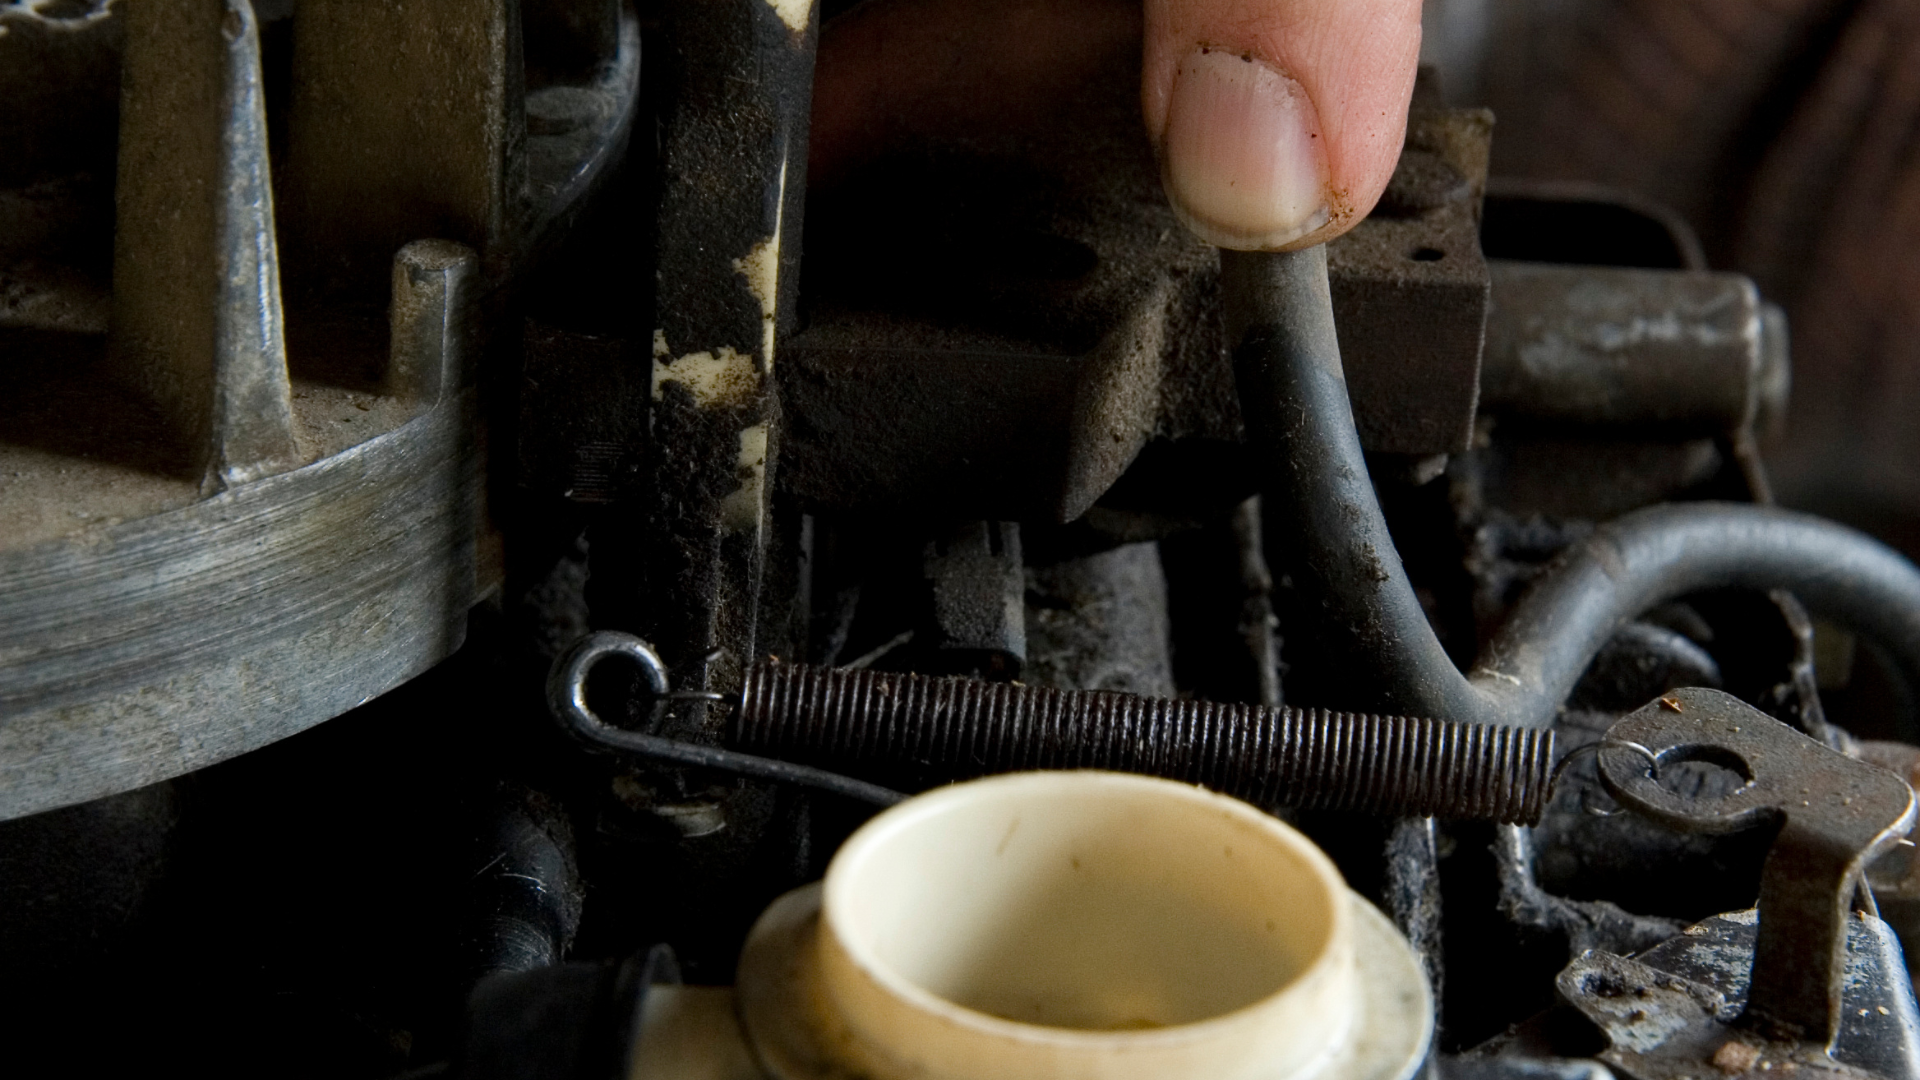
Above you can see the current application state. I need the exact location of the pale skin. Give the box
[812,0,1426,251]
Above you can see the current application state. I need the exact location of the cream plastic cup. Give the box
[737,770,1431,1080]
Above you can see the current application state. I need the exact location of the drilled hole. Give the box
[1409,247,1446,262]
[1654,743,1754,799]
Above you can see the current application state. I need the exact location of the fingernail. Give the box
[1160,47,1331,249]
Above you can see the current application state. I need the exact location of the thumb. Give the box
[1144,0,1423,250]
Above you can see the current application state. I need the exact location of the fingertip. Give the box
[1144,0,1423,249]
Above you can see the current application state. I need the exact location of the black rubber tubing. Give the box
[1222,245,1920,730]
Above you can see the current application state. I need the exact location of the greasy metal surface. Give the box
[1481,261,1781,434]
[0,243,483,821]
[466,788,584,980]
[734,660,1557,823]
[1557,909,1920,1080]
[1557,949,1870,1080]
[110,0,298,489]
[1598,689,1917,1042]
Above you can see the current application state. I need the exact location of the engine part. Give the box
[0,0,641,822]
[776,74,1494,525]
[548,631,905,808]
[921,520,1027,676]
[0,238,483,821]
[1597,688,1917,1044]
[461,943,680,1080]
[732,659,1555,824]
[1224,245,1920,731]
[1556,911,1920,1080]
[466,788,585,982]
[1023,538,1179,698]
[15,5,1920,1077]
[1480,260,1789,436]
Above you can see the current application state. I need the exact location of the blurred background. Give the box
[1424,0,1920,552]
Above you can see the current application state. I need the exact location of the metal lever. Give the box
[1597,688,1917,1046]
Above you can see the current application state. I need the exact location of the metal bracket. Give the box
[1598,688,1917,1045]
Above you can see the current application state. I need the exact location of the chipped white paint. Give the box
[766,0,811,34]
[651,330,759,407]
[720,423,769,531]
[734,157,786,369]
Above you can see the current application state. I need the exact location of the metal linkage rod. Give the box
[1222,247,1920,731]
[549,633,905,808]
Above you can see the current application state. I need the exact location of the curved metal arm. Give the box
[546,632,906,807]
[1225,246,1920,730]
[1481,503,1920,729]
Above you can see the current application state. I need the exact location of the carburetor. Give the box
[3,2,1920,1079]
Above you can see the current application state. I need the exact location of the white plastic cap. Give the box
[739,770,1432,1080]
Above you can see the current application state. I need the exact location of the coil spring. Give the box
[735,660,1556,824]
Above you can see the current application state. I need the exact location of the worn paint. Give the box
[720,423,769,531]
[733,157,786,369]
[765,0,811,34]
[651,331,759,407]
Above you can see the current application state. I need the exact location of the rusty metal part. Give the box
[732,659,1558,824]
[110,0,298,491]
[1556,908,1920,1080]
[1597,689,1917,1044]
[1481,261,1787,435]
[0,241,483,822]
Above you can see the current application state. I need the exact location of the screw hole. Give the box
[1654,743,1755,799]
[1409,247,1445,262]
